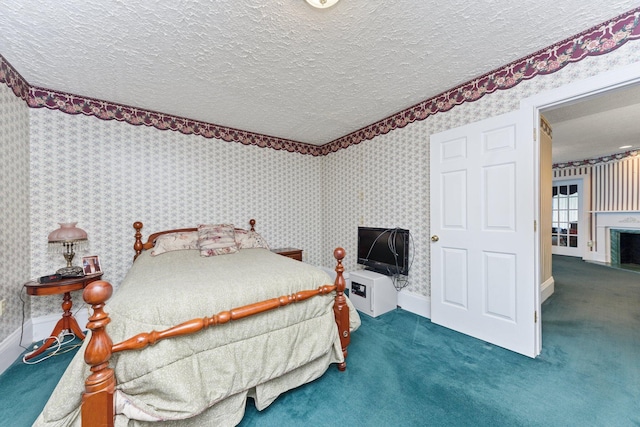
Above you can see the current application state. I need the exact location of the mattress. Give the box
[33,248,360,426]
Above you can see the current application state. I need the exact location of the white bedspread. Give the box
[33,248,360,426]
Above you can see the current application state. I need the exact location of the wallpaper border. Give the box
[27,87,324,156]
[1,8,639,157]
[553,149,640,169]
[0,54,29,102]
[321,8,640,154]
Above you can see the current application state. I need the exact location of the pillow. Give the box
[198,223,239,256]
[150,231,198,256]
[234,228,270,250]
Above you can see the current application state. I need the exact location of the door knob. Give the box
[431,235,439,242]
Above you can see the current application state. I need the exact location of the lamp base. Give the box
[57,266,85,278]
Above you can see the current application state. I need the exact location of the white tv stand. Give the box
[349,270,397,317]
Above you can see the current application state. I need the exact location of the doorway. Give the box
[541,82,640,263]
[522,60,640,356]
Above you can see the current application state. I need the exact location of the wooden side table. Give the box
[271,248,303,261]
[24,273,103,360]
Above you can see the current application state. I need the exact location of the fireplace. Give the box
[590,212,640,264]
[610,229,640,266]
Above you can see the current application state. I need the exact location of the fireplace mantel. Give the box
[590,211,640,263]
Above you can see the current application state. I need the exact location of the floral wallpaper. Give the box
[1,9,640,344]
[28,111,325,318]
[322,39,640,298]
[0,82,30,342]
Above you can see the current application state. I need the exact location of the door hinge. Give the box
[533,128,537,141]
[535,311,538,323]
[534,220,537,232]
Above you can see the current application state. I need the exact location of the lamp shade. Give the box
[48,222,88,242]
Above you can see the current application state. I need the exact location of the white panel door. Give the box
[430,110,538,357]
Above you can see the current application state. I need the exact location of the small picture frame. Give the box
[82,255,102,275]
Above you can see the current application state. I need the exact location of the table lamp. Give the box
[48,222,88,277]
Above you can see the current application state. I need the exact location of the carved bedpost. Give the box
[133,222,143,261]
[332,247,350,371]
[249,219,256,232]
[82,280,115,427]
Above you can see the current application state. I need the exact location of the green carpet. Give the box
[0,337,81,427]
[240,256,640,426]
[1,255,638,426]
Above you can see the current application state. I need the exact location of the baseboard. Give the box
[541,276,555,303]
[397,290,431,319]
[321,266,431,318]
[3,289,430,374]
[0,319,32,375]
[32,308,89,342]
[397,281,552,319]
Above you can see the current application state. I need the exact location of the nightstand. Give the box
[271,248,303,261]
[24,273,103,360]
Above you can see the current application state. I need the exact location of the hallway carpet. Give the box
[1,255,638,426]
[242,255,640,426]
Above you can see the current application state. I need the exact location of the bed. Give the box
[33,220,360,427]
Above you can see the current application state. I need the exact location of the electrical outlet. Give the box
[0,299,5,316]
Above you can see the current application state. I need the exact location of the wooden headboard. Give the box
[133,219,256,260]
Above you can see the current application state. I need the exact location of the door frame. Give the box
[521,60,640,354]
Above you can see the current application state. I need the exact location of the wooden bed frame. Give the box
[80,220,351,427]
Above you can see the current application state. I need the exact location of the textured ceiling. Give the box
[1,1,640,147]
[545,84,640,164]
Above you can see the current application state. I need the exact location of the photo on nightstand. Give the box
[82,255,102,275]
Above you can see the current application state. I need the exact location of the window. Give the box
[552,184,579,248]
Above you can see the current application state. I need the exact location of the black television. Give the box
[357,227,410,276]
